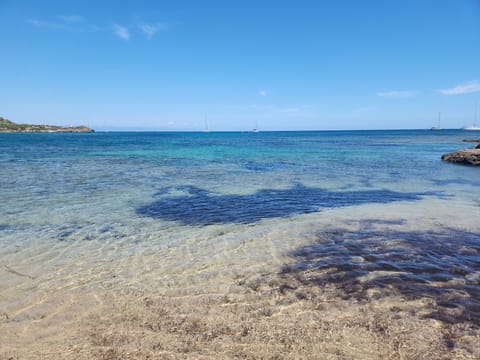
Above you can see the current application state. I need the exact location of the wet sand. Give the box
[2,267,478,359]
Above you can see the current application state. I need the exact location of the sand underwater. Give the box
[0,130,479,359]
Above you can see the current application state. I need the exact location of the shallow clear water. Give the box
[0,130,479,303]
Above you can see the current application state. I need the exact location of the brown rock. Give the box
[441,149,480,165]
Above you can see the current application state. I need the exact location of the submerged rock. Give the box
[441,148,480,165]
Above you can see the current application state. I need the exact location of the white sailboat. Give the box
[251,120,259,132]
[431,112,442,130]
[462,103,480,131]
[203,116,209,132]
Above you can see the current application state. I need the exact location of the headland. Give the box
[0,117,94,133]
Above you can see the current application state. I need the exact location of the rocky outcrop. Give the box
[462,139,480,149]
[0,117,94,133]
[441,148,480,166]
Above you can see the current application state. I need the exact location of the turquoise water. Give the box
[0,130,478,224]
[0,130,479,313]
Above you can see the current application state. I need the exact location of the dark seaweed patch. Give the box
[137,184,428,225]
[243,161,293,172]
[432,178,480,186]
[359,219,406,226]
[281,224,480,324]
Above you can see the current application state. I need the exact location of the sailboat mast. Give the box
[475,102,477,127]
[438,112,441,128]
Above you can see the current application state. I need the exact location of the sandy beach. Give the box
[2,201,479,359]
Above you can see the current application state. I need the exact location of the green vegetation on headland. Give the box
[0,116,94,133]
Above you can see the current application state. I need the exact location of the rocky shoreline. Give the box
[441,139,480,165]
[0,117,94,133]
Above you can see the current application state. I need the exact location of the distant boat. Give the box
[463,125,480,131]
[203,116,209,132]
[462,103,480,131]
[251,120,259,132]
[431,112,442,131]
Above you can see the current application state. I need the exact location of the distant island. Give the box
[0,116,94,133]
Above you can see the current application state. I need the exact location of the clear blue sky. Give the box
[1,0,479,130]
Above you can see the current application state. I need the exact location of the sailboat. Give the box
[203,116,209,132]
[431,112,442,130]
[462,103,480,131]
[251,120,259,132]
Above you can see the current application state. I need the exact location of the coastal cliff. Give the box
[0,117,94,133]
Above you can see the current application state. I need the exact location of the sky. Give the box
[0,0,479,131]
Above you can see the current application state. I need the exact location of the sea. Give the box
[1,130,479,324]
